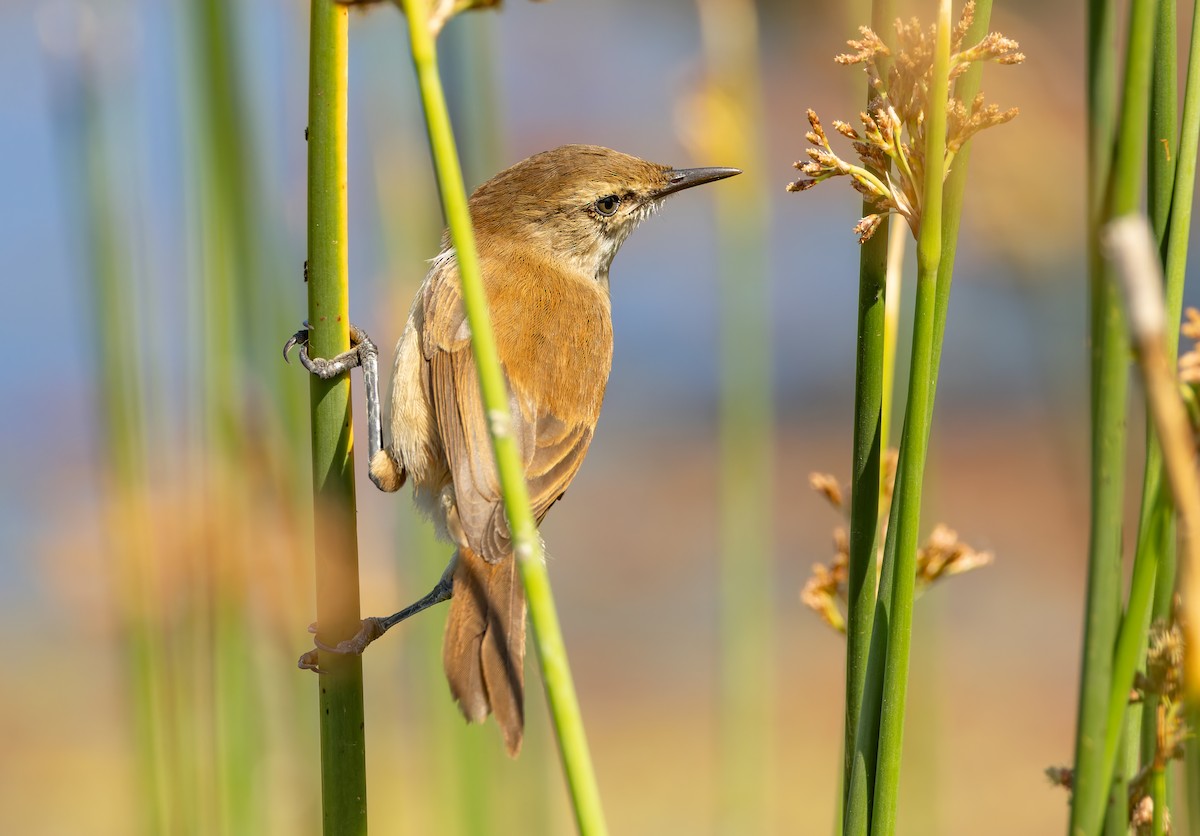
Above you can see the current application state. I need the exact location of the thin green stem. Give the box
[402,7,607,834]
[1165,0,1200,363]
[1150,762,1167,836]
[867,4,950,834]
[1166,0,1200,822]
[1140,0,1180,823]
[306,3,368,833]
[1072,0,1155,831]
[841,0,894,825]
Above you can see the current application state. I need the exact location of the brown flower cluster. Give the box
[800,453,992,633]
[1179,307,1200,383]
[788,1,1023,242]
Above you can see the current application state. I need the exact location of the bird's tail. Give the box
[442,545,526,756]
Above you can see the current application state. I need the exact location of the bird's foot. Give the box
[297,617,389,674]
[283,321,378,380]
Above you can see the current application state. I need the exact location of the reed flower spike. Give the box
[787,0,1024,242]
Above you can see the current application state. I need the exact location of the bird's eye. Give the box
[594,195,621,216]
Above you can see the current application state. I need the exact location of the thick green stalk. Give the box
[1071,0,1155,830]
[867,4,951,833]
[841,0,893,823]
[402,8,607,834]
[841,214,887,836]
[306,4,369,834]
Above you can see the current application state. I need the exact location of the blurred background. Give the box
[0,0,1161,833]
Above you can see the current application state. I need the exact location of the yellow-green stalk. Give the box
[306,3,369,832]
[401,4,607,833]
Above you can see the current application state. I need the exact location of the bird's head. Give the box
[468,144,740,284]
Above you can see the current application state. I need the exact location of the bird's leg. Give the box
[298,572,454,673]
[283,321,384,486]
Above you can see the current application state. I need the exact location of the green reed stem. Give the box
[402,7,607,834]
[306,4,369,833]
[866,4,951,834]
[1140,0,1180,823]
[841,0,893,823]
[1072,0,1155,831]
[1164,0,1200,827]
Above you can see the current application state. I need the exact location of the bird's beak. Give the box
[655,166,742,199]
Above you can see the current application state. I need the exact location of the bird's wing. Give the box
[422,262,600,563]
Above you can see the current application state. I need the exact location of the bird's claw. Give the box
[282,321,377,380]
[282,322,313,364]
[297,617,389,674]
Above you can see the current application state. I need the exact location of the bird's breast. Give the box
[487,266,614,426]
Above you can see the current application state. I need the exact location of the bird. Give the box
[286,144,739,755]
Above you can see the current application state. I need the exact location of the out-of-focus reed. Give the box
[680,0,775,830]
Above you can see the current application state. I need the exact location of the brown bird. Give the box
[286,144,739,755]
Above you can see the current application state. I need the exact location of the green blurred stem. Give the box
[70,51,172,834]
[186,2,266,830]
[866,4,951,834]
[1072,0,1154,831]
[689,1,775,832]
[306,4,369,834]
[402,8,608,834]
